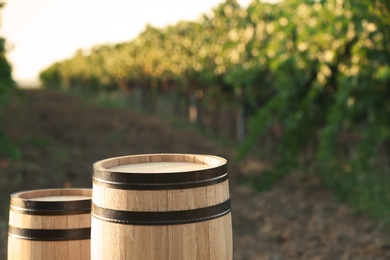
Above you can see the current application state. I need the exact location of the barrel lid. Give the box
[10,188,92,215]
[93,154,228,190]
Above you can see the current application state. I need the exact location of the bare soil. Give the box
[1,89,389,259]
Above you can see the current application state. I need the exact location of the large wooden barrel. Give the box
[91,153,232,259]
[7,188,92,260]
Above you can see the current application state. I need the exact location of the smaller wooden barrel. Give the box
[91,153,233,260]
[7,188,92,260]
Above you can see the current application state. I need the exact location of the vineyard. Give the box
[36,0,390,226]
[0,1,17,160]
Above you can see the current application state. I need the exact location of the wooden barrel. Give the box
[7,188,92,260]
[91,153,232,260]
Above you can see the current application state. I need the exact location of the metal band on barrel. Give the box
[93,164,228,190]
[10,199,91,215]
[91,199,231,226]
[8,226,91,241]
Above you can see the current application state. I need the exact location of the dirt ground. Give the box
[1,89,390,259]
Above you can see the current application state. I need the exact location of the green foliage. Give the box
[39,0,390,224]
[39,62,62,90]
[0,35,18,159]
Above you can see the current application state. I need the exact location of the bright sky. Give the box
[1,0,253,85]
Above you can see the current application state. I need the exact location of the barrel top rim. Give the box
[93,153,227,174]
[10,188,92,201]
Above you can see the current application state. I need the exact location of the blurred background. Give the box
[1,0,390,259]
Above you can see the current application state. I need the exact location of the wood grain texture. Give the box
[91,153,233,260]
[7,188,92,260]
